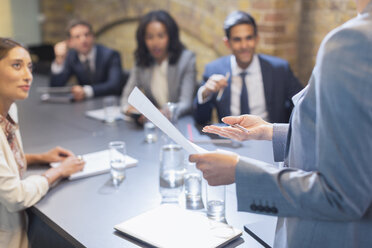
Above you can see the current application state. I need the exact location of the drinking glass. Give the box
[159,144,185,203]
[103,96,118,124]
[161,102,178,144]
[109,141,126,186]
[206,184,226,222]
[144,121,158,143]
[162,102,178,124]
[184,162,204,210]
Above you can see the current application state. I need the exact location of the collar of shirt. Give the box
[0,114,18,143]
[78,45,96,71]
[230,54,260,76]
[151,58,169,107]
[154,58,169,74]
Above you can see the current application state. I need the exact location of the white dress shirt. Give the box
[151,58,169,107]
[197,54,269,120]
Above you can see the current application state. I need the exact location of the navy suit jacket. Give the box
[193,54,303,124]
[50,44,123,97]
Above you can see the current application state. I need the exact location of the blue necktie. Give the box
[240,72,250,114]
[84,59,94,84]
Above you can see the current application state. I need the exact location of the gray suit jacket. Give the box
[235,4,372,248]
[121,49,197,117]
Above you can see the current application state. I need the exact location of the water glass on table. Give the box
[144,121,158,143]
[161,102,178,144]
[159,144,185,203]
[162,102,178,124]
[103,96,118,124]
[206,184,226,222]
[184,162,204,210]
[109,141,126,186]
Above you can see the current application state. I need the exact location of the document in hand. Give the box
[114,204,242,248]
[128,87,207,154]
[50,150,138,180]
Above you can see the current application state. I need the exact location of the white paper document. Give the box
[114,204,242,248]
[128,87,207,154]
[85,107,124,122]
[51,150,138,180]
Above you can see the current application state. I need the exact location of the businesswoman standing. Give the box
[0,38,85,248]
[121,10,197,122]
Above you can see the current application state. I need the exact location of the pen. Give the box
[216,72,230,101]
[231,124,250,133]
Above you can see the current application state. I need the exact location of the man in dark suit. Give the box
[50,19,123,101]
[193,11,303,124]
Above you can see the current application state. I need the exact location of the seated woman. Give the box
[0,38,85,248]
[121,10,197,123]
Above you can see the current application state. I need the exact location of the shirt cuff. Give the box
[272,123,289,162]
[83,85,94,98]
[197,86,212,104]
[51,61,65,74]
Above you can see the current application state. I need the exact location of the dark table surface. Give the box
[19,75,276,248]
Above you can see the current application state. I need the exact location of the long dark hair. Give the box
[0,38,24,60]
[135,10,185,67]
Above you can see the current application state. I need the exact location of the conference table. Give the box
[19,75,277,248]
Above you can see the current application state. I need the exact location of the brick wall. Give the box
[40,0,357,83]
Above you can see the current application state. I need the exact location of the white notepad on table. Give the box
[51,149,138,180]
[114,204,242,248]
[85,107,124,122]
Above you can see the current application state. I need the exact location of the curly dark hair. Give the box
[135,10,185,67]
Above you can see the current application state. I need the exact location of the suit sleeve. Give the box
[120,66,138,112]
[50,53,74,87]
[91,51,123,97]
[0,151,49,213]
[272,123,289,162]
[192,65,216,125]
[175,52,197,117]
[235,28,372,221]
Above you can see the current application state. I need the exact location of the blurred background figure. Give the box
[121,10,197,124]
[50,19,124,101]
[193,11,303,125]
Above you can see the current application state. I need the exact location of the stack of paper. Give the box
[85,107,124,122]
[51,149,138,180]
[114,204,242,248]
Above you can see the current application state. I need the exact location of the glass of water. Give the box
[206,184,226,222]
[162,102,178,124]
[144,121,158,143]
[109,141,126,187]
[103,96,118,124]
[159,144,185,203]
[161,102,178,144]
[184,162,204,210]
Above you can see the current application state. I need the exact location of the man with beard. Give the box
[193,11,303,125]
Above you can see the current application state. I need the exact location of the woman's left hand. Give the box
[41,146,75,163]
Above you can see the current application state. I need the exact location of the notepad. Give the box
[51,149,138,180]
[114,204,242,248]
[85,107,124,122]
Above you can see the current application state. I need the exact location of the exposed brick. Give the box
[40,0,357,84]
[264,12,288,22]
[258,24,286,33]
